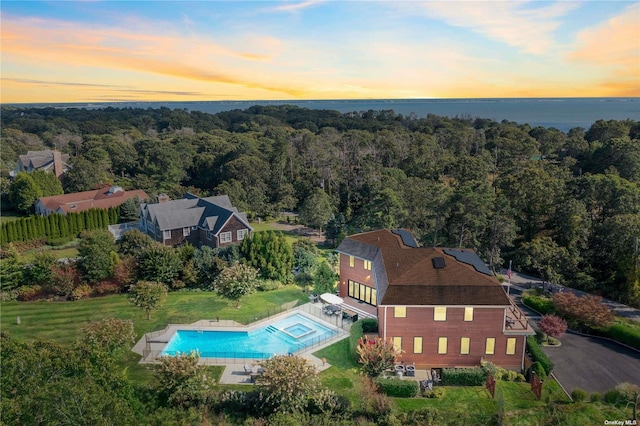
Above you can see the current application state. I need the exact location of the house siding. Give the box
[339,253,375,300]
[380,306,525,369]
[217,216,250,248]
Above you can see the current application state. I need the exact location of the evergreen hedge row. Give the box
[349,318,378,363]
[441,367,487,386]
[526,335,554,375]
[0,207,120,245]
[375,377,419,397]
[521,295,554,314]
[605,322,640,350]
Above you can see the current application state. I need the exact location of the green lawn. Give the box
[0,211,24,224]
[1,286,309,345]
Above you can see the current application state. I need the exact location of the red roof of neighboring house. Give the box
[37,186,149,214]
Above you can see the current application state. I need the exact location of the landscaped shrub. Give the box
[571,388,587,402]
[15,284,43,301]
[506,370,519,382]
[375,377,419,397]
[257,279,281,291]
[94,281,120,295]
[526,362,546,382]
[350,318,378,362]
[522,294,554,314]
[422,387,446,398]
[307,389,351,415]
[46,236,74,246]
[590,392,601,402]
[606,322,640,350]
[69,284,92,301]
[603,389,623,405]
[441,367,486,386]
[526,335,554,375]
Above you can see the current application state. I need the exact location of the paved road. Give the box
[502,270,640,322]
[541,332,640,393]
[502,270,640,394]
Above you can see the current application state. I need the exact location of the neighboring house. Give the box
[336,229,534,370]
[12,150,71,178]
[139,193,253,248]
[35,185,149,216]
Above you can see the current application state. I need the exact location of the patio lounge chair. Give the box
[244,364,253,375]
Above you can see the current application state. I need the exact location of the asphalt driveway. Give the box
[542,332,640,394]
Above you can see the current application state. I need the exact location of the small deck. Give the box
[505,304,536,335]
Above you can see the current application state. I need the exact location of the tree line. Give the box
[1,105,638,306]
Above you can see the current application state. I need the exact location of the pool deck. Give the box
[132,304,349,384]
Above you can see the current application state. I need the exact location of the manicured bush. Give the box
[526,361,546,382]
[603,389,623,405]
[257,279,281,291]
[590,392,601,403]
[46,235,74,247]
[522,294,554,314]
[375,377,419,397]
[441,367,486,386]
[526,335,554,375]
[94,282,120,295]
[571,388,587,402]
[506,370,519,382]
[606,322,640,350]
[15,285,43,301]
[69,284,92,301]
[349,318,378,362]
[422,387,446,398]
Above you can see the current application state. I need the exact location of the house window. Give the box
[506,338,517,355]
[220,231,232,243]
[348,280,377,306]
[434,307,447,321]
[349,256,354,267]
[413,337,423,354]
[460,337,470,355]
[464,307,474,322]
[364,260,372,270]
[438,337,448,354]
[392,337,402,351]
[163,230,171,240]
[183,227,190,237]
[485,338,495,355]
[206,231,212,240]
[237,229,248,240]
[394,306,406,318]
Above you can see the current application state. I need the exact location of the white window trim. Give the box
[163,230,171,240]
[183,227,190,237]
[237,229,248,240]
[220,231,232,243]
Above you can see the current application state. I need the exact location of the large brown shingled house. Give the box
[336,229,534,370]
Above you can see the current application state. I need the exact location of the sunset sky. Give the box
[1,1,639,103]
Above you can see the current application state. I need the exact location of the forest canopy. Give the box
[1,105,638,306]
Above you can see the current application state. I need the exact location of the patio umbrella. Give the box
[320,293,344,305]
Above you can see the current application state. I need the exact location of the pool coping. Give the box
[132,305,348,366]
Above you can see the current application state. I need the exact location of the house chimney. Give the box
[53,151,63,178]
[157,193,170,203]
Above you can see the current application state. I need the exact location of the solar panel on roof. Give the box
[443,248,493,276]
[391,229,418,248]
[432,257,446,269]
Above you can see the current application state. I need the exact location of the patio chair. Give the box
[244,364,253,375]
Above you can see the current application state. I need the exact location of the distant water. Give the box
[17,98,640,132]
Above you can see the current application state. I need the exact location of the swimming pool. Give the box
[161,313,338,359]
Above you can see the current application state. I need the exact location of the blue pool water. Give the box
[161,313,338,359]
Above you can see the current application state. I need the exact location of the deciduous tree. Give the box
[313,261,337,295]
[538,315,567,343]
[81,318,136,355]
[154,351,214,408]
[213,262,258,308]
[356,337,400,378]
[552,293,613,330]
[254,354,320,413]
[129,280,167,320]
[9,172,41,213]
